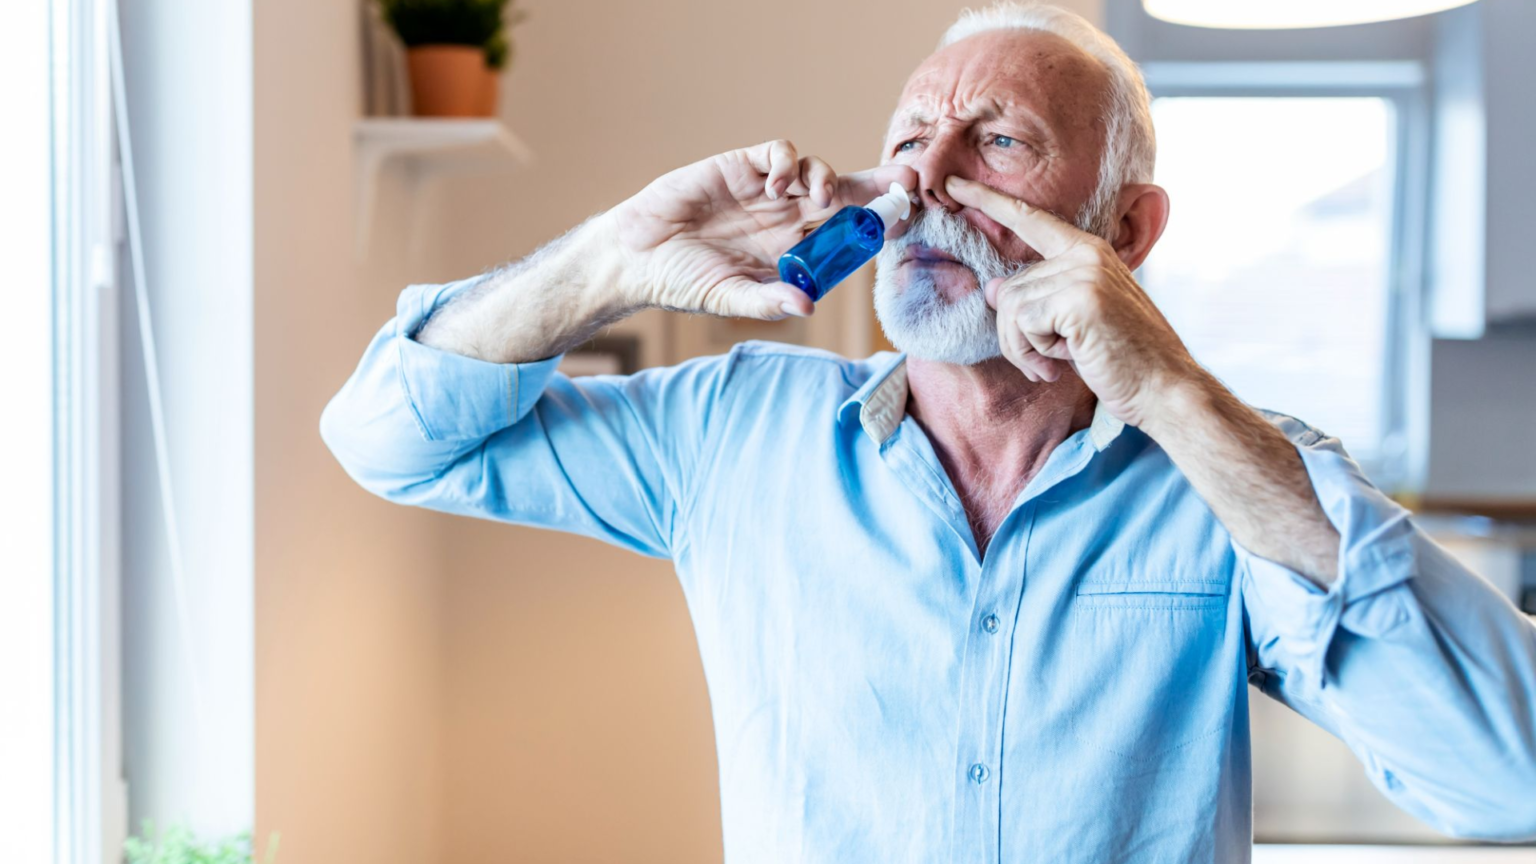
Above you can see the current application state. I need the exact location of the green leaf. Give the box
[123,821,278,864]
[377,0,516,48]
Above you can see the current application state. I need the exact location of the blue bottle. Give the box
[778,183,912,301]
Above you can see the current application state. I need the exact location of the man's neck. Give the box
[905,355,1098,557]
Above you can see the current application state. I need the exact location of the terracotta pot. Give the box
[406,45,494,117]
[476,68,501,116]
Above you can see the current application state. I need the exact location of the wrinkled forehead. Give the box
[889,29,1110,142]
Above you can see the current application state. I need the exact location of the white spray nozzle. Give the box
[865,182,913,231]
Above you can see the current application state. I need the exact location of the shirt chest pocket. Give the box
[1065,578,1235,763]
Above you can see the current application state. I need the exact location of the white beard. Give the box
[871,192,1118,366]
[872,207,1023,365]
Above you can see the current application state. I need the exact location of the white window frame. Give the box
[46,0,127,862]
[1139,61,1432,490]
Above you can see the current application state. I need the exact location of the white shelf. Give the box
[353,118,533,259]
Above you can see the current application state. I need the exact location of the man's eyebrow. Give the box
[891,106,934,129]
[885,96,1056,150]
[890,98,1029,131]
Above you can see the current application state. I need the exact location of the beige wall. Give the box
[253,2,453,863]
[431,2,1100,862]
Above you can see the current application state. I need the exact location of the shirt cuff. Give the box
[393,276,565,442]
[1238,441,1418,689]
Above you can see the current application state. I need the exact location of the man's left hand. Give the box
[944,175,1205,430]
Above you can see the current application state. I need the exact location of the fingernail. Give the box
[780,300,808,318]
[766,185,778,200]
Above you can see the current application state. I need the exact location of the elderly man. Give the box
[322,3,1536,860]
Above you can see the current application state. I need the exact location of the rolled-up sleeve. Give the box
[320,276,735,558]
[1242,415,1536,841]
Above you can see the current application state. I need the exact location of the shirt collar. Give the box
[837,353,1126,451]
[837,353,910,444]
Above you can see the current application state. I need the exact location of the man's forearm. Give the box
[415,212,638,364]
[1141,375,1341,587]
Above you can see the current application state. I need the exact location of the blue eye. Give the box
[993,135,1017,148]
[896,140,919,153]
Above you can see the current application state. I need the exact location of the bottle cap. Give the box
[865,182,913,231]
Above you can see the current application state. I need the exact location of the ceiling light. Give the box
[1142,0,1480,29]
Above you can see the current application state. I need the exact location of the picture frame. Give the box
[558,334,642,377]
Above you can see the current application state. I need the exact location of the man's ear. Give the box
[1111,183,1170,271]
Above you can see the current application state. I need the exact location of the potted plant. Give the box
[478,29,511,115]
[378,0,527,117]
[124,820,280,864]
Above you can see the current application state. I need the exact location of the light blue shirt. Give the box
[322,275,1536,862]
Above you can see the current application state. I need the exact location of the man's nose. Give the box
[914,136,970,214]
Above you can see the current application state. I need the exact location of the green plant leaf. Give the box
[124,821,278,864]
[377,0,513,48]
[484,31,509,69]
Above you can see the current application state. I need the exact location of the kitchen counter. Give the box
[1254,845,1535,863]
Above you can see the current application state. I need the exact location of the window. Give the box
[1138,64,1427,484]
[2,0,121,861]
[1143,96,1395,458]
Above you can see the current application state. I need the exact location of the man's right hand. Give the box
[414,140,914,365]
[607,139,918,320]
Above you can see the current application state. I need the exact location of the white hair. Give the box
[939,2,1157,236]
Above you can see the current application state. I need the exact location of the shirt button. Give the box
[969,763,990,784]
[981,614,1000,634]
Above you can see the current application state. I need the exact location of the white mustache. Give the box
[887,207,1025,287]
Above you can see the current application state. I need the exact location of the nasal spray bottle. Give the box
[778,183,913,301]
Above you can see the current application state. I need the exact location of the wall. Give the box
[430,2,1099,862]
[252,1,453,863]
[1427,330,1536,501]
[1424,1,1536,504]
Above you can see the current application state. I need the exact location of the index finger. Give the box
[824,164,919,238]
[831,164,919,213]
[943,175,1088,259]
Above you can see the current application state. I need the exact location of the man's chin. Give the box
[881,314,1004,367]
[893,339,1004,367]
